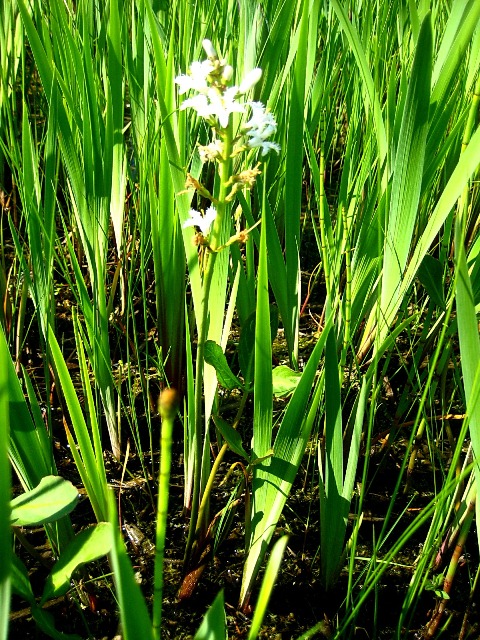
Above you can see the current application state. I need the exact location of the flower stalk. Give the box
[175,39,280,579]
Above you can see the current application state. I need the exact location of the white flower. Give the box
[180,93,213,118]
[247,137,281,156]
[243,101,280,155]
[180,86,244,129]
[239,68,262,94]
[183,206,217,235]
[244,102,277,134]
[206,86,244,128]
[175,60,214,95]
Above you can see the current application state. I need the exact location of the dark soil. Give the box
[9,415,480,640]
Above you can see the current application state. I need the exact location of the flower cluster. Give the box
[177,40,280,239]
[175,39,280,157]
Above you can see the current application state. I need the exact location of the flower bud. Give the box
[158,388,179,421]
[222,65,234,83]
[202,39,217,59]
[239,68,262,94]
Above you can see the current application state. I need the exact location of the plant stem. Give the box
[153,389,178,640]
[184,124,233,570]
[194,388,249,545]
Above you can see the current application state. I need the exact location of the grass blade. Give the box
[0,324,11,640]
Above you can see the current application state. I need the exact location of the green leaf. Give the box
[204,341,243,390]
[107,492,154,640]
[213,416,250,462]
[194,590,227,640]
[10,554,34,604]
[417,255,446,309]
[238,305,278,389]
[249,450,274,467]
[238,311,256,386]
[272,365,302,397]
[42,524,112,603]
[319,308,345,589]
[0,321,11,639]
[10,476,79,527]
[454,209,480,548]
[240,310,333,609]
[247,536,288,640]
[379,13,432,338]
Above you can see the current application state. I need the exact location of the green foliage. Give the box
[41,524,112,603]
[194,590,227,640]
[0,318,11,640]
[10,476,78,527]
[9,476,110,640]
[2,0,480,637]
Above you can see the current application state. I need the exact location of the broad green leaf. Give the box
[42,524,112,603]
[330,0,387,171]
[319,306,344,589]
[399,122,480,312]
[4,324,55,488]
[2,321,72,554]
[213,416,250,462]
[238,310,256,386]
[48,321,109,523]
[430,0,480,109]
[10,476,78,527]
[454,217,480,547]
[252,205,273,461]
[194,590,227,640]
[204,341,243,391]
[238,305,279,389]
[284,0,310,363]
[272,365,302,397]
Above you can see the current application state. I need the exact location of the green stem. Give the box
[184,123,233,569]
[194,388,249,544]
[152,389,178,640]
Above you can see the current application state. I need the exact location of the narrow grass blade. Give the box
[247,535,288,640]
[0,326,11,640]
[454,216,480,546]
[108,491,154,640]
[330,0,387,172]
[47,323,109,523]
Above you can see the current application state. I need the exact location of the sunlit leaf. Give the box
[10,476,79,527]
